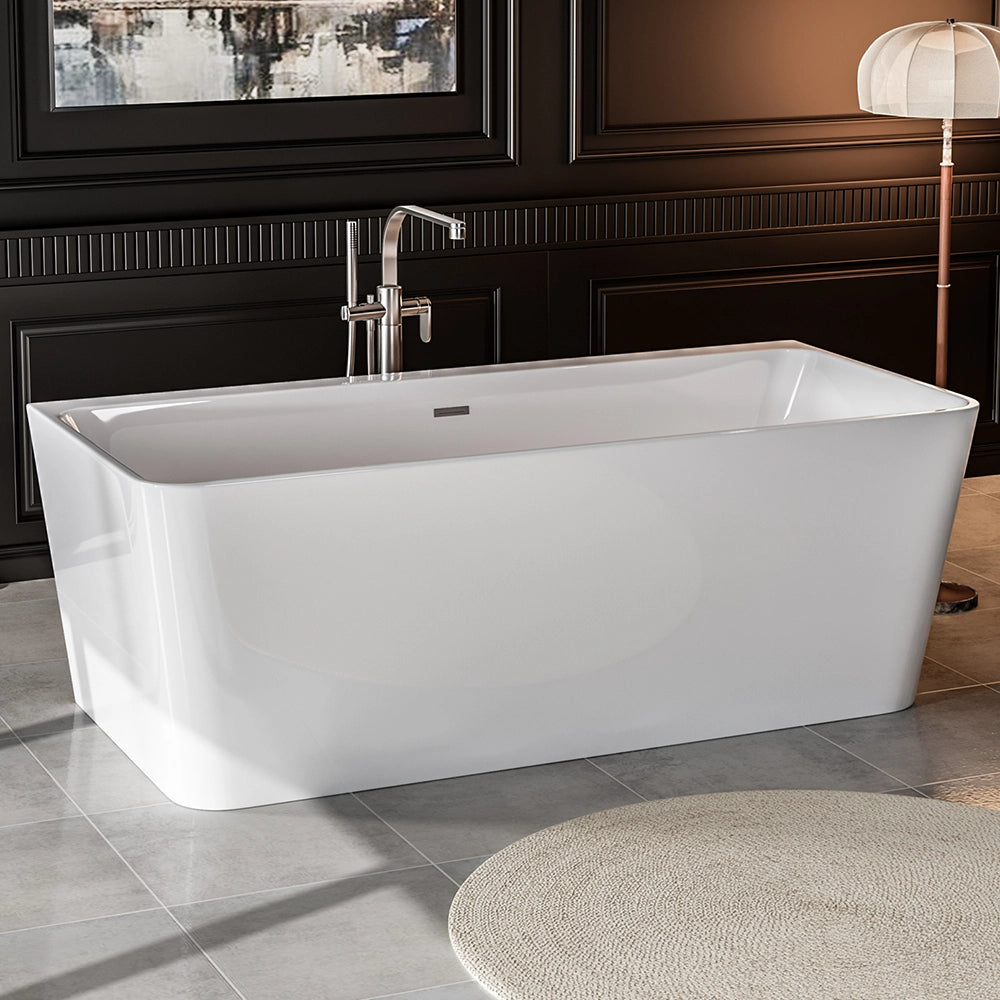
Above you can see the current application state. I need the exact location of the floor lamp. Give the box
[859,19,1000,614]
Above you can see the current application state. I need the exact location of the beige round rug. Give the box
[448,789,1000,1000]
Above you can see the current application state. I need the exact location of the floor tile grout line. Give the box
[351,792,467,888]
[921,654,998,688]
[0,655,70,668]
[1,725,95,742]
[911,768,1000,789]
[959,489,1000,503]
[436,852,491,867]
[945,542,1000,560]
[46,800,177,823]
[0,656,69,676]
[931,681,1000,698]
[0,809,85,833]
[945,565,1000,582]
[0,657,72,675]
[940,557,1000,583]
[940,568,1000,592]
[0,595,60,610]
[0,707,16,745]
[0,794,458,900]
[6,728,250,1000]
[583,757,650,801]
[0,765,163,835]
[0,905,166,940]
[358,979,479,1000]
[801,726,927,793]
[918,684,995,696]
[0,719,87,833]
[0,725,91,744]
[164,861,443,911]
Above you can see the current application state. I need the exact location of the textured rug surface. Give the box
[448,789,1000,1000]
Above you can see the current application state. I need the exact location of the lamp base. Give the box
[934,581,978,614]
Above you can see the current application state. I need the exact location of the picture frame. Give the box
[11,0,515,178]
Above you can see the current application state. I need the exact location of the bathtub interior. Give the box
[51,344,967,485]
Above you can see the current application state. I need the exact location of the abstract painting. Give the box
[51,0,457,106]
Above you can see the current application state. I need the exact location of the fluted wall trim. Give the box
[2,178,998,282]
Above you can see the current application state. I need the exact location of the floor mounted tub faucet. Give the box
[342,205,466,379]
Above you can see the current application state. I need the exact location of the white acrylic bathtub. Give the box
[28,342,978,809]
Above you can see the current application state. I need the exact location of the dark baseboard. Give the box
[0,544,52,583]
[967,443,1000,480]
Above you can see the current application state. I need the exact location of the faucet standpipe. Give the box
[342,220,385,378]
[344,221,360,377]
[341,205,465,379]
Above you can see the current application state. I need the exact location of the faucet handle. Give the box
[419,299,432,343]
[402,296,433,344]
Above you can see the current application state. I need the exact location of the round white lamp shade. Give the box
[859,20,1000,118]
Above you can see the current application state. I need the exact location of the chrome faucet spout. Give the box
[380,205,466,288]
[342,204,465,379]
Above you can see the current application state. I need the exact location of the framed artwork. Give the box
[11,0,515,175]
[50,1,458,107]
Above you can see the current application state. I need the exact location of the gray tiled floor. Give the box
[2,479,1000,999]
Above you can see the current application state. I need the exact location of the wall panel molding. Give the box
[570,0,1000,161]
[2,178,998,283]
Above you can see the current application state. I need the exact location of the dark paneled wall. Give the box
[2,0,999,580]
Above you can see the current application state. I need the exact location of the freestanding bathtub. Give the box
[28,342,977,809]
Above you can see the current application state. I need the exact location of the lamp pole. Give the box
[929,112,980,612]
[932,116,976,612]
[936,119,953,389]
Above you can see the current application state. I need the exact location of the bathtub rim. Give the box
[26,339,979,490]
